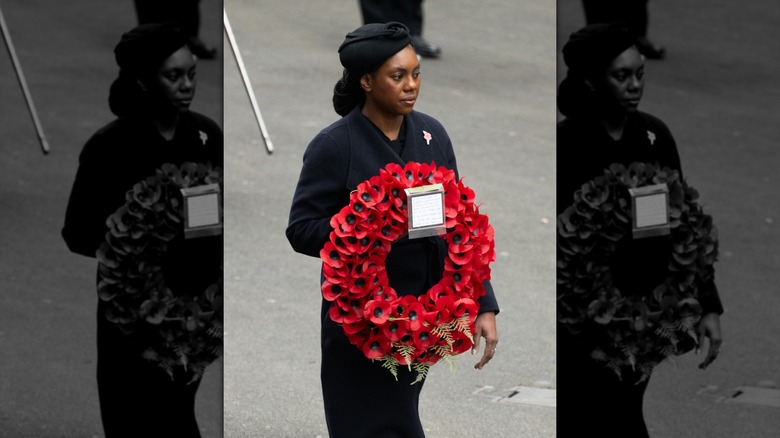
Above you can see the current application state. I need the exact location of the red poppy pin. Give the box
[423,130,432,145]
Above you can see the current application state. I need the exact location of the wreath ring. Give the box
[557,162,718,382]
[96,162,224,383]
[320,161,495,383]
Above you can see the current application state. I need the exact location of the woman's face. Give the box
[362,45,420,117]
[595,46,644,114]
[147,46,197,114]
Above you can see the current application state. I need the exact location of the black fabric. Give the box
[365,114,407,157]
[338,22,413,75]
[557,328,651,438]
[556,111,722,436]
[114,22,189,79]
[134,0,202,37]
[62,111,222,437]
[359,0,424,36]
[582,0,650,38]
[287,106,498,437]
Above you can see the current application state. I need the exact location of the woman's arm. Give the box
[286,133,350,257]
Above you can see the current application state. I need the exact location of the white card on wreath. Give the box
[181,183,223,239]
[405,184,446,239]
[629,183,670,239]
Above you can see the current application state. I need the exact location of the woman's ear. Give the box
[360,74,372,93]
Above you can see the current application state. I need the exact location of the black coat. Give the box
[287,106,498,437]
[62,111,222,438]
[556,111,721,437]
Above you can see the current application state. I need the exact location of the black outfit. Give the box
[556,111,723,437]
[582,0,649,38]
[134,0,216,59]
[358,0,441,58]
[287,107,498,437]
[359,0,424,36]
[580,0,665,59]
[63,111,222,438]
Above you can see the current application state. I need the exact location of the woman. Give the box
[286,22,499,437]
[62,23,222,437]
[556,22,723,437]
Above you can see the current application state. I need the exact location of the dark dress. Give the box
[62,111,222,438]
[556,111,723,437]
[286,106,499,438]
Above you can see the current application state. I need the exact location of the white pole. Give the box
[0,5,50,154]
[224,8,274,155]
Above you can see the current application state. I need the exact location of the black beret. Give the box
[562,22,637,76]
[338,22,413,75]
[114,22,190,78]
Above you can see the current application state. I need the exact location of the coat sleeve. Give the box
[286,132,350,258]
[62,131,116,258]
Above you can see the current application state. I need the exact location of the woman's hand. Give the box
[472,311,498,370]
[696,312,722,369]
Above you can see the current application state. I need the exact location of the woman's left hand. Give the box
[472,311,498,370]
[696,312,722,370]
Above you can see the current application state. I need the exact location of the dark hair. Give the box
[332,70,367,117]
[557,72,598,118]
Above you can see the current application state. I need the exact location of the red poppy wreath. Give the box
[320,161,495,383]
[557,162,718,383]
[96,162,223,383]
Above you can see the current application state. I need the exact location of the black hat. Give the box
[562,22,637,76]
[338,22,413,75]
[114,22,190,78]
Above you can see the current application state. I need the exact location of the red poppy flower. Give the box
[412,328,439,351]
[415,347,443,366]
[331,208,359,234]
[434,294,457,321]
[448,248,474,266]
[363,333,391,359]
[343,318,369,335]
[426,277,456,305]
[346,330,369,348]
[382,319,408,342]
[457,180,475,206]
[588,298,617,325]
[446,225,474,255]
[356,180,384,207]
[405,300,426,331]
[322,262,348,285]
[363,299,393,325]
[329,298,355,324]
[453,298,478,321]
[448,329,473,355]
[320,241,346,269]
[322,280,347,301]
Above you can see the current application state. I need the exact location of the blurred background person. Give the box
[359,0,441,58]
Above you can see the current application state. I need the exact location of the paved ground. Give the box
[0,1,222,436]
[558,1,779,436]
[222,0,556,437]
